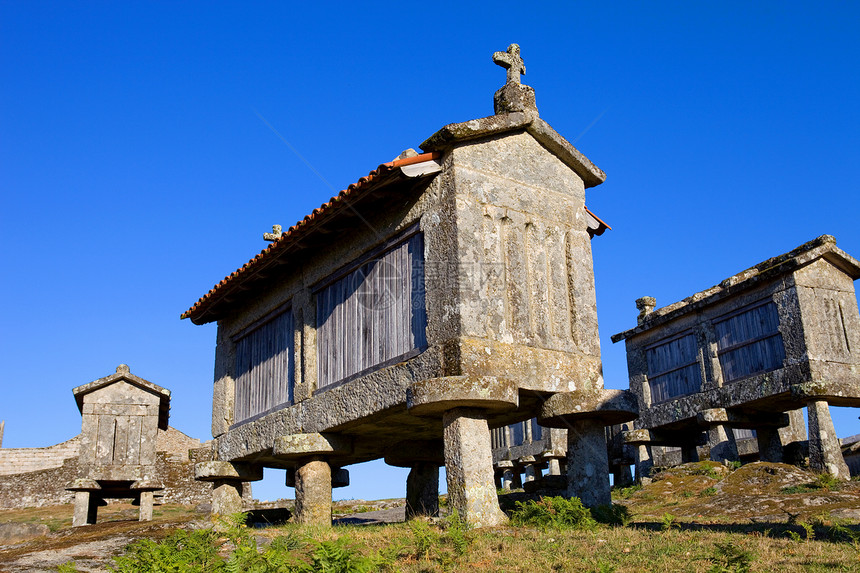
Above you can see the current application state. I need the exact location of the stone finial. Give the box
[493,44,526,85]
[263,225,283,242]
[116,364,130,373]
[492,44,537,115]
[635,296,657,325]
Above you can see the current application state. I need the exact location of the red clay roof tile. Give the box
[182,152,442,323]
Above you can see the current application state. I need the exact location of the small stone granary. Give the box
[67,365,170,526]
[183,45,637,526]
[611,236,860,481]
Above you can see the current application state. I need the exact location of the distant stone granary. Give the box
[611,236,860,481]
[183,45,637,526]
[67,365,170,526]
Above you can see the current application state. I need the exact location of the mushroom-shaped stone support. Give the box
[195,461,263,517]
[273,433,353,526]
[385,440,444,519]
[408,376,517,528]
[539,389,638,508]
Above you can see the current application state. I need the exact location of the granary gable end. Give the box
[183,44,630,527]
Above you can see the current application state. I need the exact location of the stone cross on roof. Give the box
[263,224,283,242]
[493,44,526,85]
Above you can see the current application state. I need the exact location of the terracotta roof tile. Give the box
[182,152,442,323]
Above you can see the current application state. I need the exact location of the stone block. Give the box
[0,522,50,545]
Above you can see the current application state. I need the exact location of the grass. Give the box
[25,503,859,573]
[4,464,860,572]
[51,517,860,572]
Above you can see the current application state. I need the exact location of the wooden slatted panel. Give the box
[316,233,426,389]
[491,427,505,450]
[715,302,784,383]
[234,309,293,424]
[733,428,756,439]
[646,333,701,403]
[508,421,525,446]
[530,418,543,442]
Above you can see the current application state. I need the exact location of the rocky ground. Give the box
[0,462,857,572]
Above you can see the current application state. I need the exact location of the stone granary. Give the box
[183,45,637,526]
[67,365,170,526]
[611,236,860,481]
[490,420,636,492]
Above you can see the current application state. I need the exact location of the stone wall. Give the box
[0,436,81,476]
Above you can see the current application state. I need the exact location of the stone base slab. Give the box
[538,389,638,427]
[407,376,518,416]
[273,433,352,459]
[194,461,263,482]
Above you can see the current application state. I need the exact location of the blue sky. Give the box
[2,2,858,502]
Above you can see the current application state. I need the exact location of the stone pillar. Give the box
[780,408,808,444]
[212,479,245,515]
[706,424,739,464]
[511,468,523,489]
[442,407,508,527]
[522,457,537,482]
[501,468,514,490]
[72,491,98,527]
[406,461,439,519]
[613,464,634,488]
[407,376,518,527]
[681,443,700,464]
[807,400,850,479]
[271,432,353,527]
[195,461,263,518]
[295,457,333,525]
[546,458,562,476]
[497,460,515,491]
[139,491,154,521]
[539,389,639,507]
[635,444,653,483]
[756,427,784,463]
[782,408,809,465]
[566,420,611,507]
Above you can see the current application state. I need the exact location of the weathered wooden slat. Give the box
[233,309,293,425]
[646,333,701,403]
[316,233,427,389]
[531,418,543,442]
[716,302,784,383]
